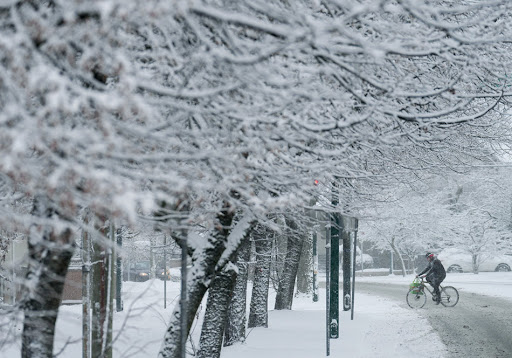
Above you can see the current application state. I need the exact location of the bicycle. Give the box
[406,276,459,309]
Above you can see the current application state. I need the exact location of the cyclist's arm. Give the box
[417,264,432,277]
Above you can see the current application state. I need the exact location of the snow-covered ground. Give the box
[2,272,511,357]
[221,289,448,358]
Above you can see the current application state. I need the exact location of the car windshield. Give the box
[134,262,150,270]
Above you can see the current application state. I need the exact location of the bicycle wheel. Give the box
[440,286,459,307]
[406,288,426,308]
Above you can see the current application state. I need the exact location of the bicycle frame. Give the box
[416,278,442,298]
[407,276,459,308]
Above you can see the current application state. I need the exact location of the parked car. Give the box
[437,248,512,273]
[355,252,374,270]
[124,261,151,282]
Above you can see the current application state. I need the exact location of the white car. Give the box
[437,248,512,273]
[356,253,374,269]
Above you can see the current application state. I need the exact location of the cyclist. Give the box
[417,252,446,304]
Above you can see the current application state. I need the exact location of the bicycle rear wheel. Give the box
[406,288,426,308]
[440,286,459,307]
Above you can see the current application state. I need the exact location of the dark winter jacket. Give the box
[419,258,446,279]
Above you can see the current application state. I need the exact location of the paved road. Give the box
[355,282,512,358]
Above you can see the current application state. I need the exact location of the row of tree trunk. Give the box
[19,198,312,358]
[195,217,310,358]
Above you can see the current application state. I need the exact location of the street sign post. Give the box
[329,212,340,339]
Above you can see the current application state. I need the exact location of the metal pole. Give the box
[164,235,167,309]
[330,212,340,338]
[116,228,123,312]
[325,226,330,356]
[11,239,15,304]
[351,219,358,320]
[180,236,188,358]
[342,217,350,312]
[313,230,318,302]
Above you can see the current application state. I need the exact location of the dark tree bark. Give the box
[21,195,74,358]
[160,203,236,358]
[270,227,287,291]
[248,225,272,328]
[197,265,237,358]
[274,217,304,310]
[224,237,251,346]
[91,218,114,358]
[296,231,313,296]
[197,223,254,357]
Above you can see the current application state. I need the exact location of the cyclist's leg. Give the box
[430,276,441,301]
[437,273,446,294]
[426,275,435,291]
[425,275,438,301]
[440,273,446,285]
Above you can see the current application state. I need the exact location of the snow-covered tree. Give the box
[2,0,512,357]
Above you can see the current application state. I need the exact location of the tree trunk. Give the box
[274,217,303,310]
[197,265,237,358]
[197,223,254,357]
[295,231,312,296]
[91,225,104,358]
[224,238,251,346]
[472,254,479,274]
[82,212,91,358]
[159,203,235,358]
[248,226,272,328]
[390,236,406,277]
[91,218,114,358]
[21,195,74,358]
[271,221,287,291]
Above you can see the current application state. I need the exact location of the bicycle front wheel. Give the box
[440,286,459,307]
[406,288,426,309]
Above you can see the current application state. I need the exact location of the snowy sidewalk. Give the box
[220,291,447,358]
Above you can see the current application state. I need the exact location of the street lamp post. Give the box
[329,212,340,339]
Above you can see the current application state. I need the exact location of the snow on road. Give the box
[357,271,512,300]
[357,272,512,358]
